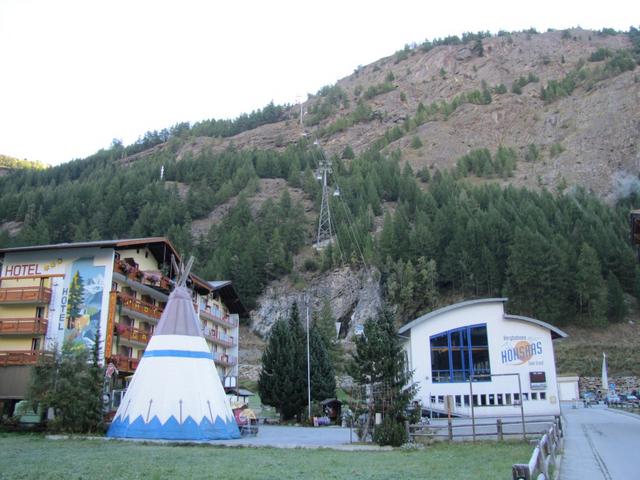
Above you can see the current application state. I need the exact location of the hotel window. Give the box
[430,324,491,383]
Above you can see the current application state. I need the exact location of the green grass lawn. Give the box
[0,433,531,480]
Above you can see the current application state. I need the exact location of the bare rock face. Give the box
[250,267,382,340]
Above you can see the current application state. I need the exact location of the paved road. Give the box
[560,404,640,480]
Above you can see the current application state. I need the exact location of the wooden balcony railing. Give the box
[108,354,140,373]
[0,286,51,304]
[117,293,163,320]
[199,309,237,328]
[212,352,237,367]
[0,350,52,366]
[114,260,172,290]
[114,323,152,345]
[0,318,48,335]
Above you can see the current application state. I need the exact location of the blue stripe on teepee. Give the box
[107,414,240,440]
[142,350,212,359]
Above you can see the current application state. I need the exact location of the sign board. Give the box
[529,371,547,390]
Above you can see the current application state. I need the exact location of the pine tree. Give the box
[314,297,343,371]
[85,324,104,433]
[606,273,626,323]
[349,306,415,445]
[309,324,336,401]
[258,303,307,420]
[575,243,607,326]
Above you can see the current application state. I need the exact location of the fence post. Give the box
[512,464,531,480]
[497,418,503,441]
[447,417,453,441]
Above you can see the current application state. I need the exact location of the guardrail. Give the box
[512,417,563,480]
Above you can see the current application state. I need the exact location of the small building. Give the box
[399,298,567,417]
[0,238,246,417]
[557,376,580,403]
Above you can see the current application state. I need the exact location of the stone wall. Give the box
[579,376,639,394]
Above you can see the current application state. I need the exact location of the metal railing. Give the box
[512,417,563,480]
[212,351,237,367]
[199,309,237,328]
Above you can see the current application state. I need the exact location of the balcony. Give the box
[0,286,51,305]
[199,309,237,328]
[0,350,52,366]
[203,328,235,348]
[114,323,152,345]
[0,318,48,335]
[117,293,163,321]
[114,260,172,291]
[108,354,140,373]
[212,351,237,367]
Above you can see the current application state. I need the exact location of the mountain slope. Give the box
[172,28,638,200]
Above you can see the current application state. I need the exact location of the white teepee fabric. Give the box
[107,286,240,440]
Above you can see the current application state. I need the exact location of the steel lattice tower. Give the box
[315,150,333,249]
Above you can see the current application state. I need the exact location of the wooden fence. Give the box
[408,415,559,442]
[512,417,563,480]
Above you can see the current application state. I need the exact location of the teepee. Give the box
[107,259,240,440]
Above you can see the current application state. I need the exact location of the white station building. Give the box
[400,298,567,417]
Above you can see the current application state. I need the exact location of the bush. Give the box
[410,136,423,149]
[373,416,407,447]
[417,167,431,183]
[493,83,507,94]
[303,258,319,272]
[524,144,539,162]
[589,48,612,62]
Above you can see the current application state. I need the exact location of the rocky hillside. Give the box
[173,28,638,201]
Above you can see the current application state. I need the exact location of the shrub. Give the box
[417,167,431,183]
[550,143,565,157]
[524,144,540,162]
[373,416,408,447]
[410,136,423,149]
[303,258,319,272]
[493,83,507,94]
[342,145,355,159]
[589,48,612,62]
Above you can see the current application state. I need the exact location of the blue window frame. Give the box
[430,324,490,383]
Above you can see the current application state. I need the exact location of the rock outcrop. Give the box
[250,266,382,340]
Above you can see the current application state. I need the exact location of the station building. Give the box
[400,298,567,417]
[0,238,245,416]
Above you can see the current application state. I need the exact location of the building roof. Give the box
[398,298,507,334]
[503,314,568,340]
[208,280,248,318]
[399,298,568,340]
[0,237,180,260]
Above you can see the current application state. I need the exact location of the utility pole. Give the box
[306,302,312,420]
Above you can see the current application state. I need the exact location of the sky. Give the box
[0,0,637,166]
